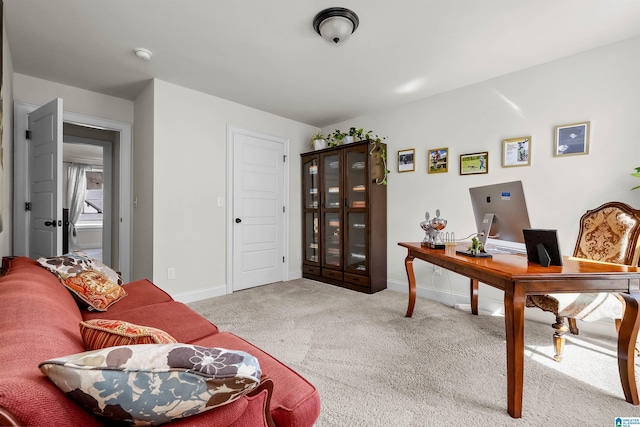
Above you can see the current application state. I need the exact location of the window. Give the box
[79,171,103,223]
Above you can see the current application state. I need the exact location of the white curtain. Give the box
[67,163,92,245]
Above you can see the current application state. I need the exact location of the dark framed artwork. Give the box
[427,147,448,174]
[460,152,488,175]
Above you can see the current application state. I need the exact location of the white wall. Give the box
[324,36,640,336]
[13,74,134,123]
[132,81,154,281]
[0,17,14,257]
[147,79,316,301]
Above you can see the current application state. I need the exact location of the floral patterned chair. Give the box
[526,201,640,362]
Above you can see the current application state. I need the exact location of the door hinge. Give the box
[25,202,31,211]
[25,130,31,140]
[283,256,285,263]
[283,155,287,162]
[283,206,285,213]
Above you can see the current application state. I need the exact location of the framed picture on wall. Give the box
[398,148,415,172]
[427,147,448,174]
[460,152,488,175]
[502,136,531,167]
[554,121,590,156]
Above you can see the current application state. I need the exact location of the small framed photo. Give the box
[554,121,590,156]
[428,147,448,174]
[398,148,415,172]
[460,152,488,175]
[502,136,531,167]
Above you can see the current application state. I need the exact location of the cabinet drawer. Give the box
[322,269,343,281]
[344,273,370,287]
[303,265,321,276]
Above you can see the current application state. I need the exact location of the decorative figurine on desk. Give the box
[468,236,483,255]
[420,209,447,249]
[455,235,492,258]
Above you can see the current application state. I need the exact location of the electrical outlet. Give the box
[434,266,442,276]
[167,268,176,280]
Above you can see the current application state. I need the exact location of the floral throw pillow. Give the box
[62,270,127,311]
[72,250,123,285]
[38,253,93,279]
[39,344,262,426]
[80,319,177,350]
[38,251,122,285]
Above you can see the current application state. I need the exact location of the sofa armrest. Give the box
[247,377,276,427]
[0,406,20,427]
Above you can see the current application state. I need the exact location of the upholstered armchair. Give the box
[525,201,640,362]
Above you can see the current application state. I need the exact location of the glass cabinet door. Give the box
[321,152,342,269]
[304,157,319,210]
[323,153,341,210]
[304,212,319,263]
[345,145,368,273]
[302,157,320,265]
[324,212,341,267]
[346,212,368,273]
[345,148,367,209]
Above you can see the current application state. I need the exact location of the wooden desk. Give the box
[399,241,640,418]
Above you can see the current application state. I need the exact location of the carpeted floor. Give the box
[188,279,640,426]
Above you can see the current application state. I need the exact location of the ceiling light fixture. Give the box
[313,7,359,45]
[134,47,152,61]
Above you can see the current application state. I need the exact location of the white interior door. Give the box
[28,98,63,259]
[232,130,285,291]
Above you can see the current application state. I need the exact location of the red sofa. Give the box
[0,257,320,427]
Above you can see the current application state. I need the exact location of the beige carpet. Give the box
[188,279,640,426]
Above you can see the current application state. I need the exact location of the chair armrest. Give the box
[0,406,21,427]
[246,376,276,427]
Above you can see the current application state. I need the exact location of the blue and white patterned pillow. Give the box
[39,344,262,426]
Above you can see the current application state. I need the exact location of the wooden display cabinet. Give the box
[301,140,387,293]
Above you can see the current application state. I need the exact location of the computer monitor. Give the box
[469,180,531,248]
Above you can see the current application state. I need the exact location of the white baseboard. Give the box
[175,270,302,304]
[173,285,227,304]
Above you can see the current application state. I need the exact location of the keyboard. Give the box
[484,245,526,255]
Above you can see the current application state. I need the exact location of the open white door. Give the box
[232,130,285,291]
[28,98,63,259]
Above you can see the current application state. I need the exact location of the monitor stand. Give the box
[477,213,494,250]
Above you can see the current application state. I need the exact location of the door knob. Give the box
[235,218,242,223]
[44,220,57,227]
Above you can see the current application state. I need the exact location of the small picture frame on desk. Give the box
[460,152,488,175]
[502,136,531,167]
[428,147,448,174]
[398,148,415,172]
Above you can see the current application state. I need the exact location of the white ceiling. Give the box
[5,0,640,127]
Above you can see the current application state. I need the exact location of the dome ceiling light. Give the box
[313,7,359,45]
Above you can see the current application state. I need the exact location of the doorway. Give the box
[62,123,114,265]
[13,101,132,282]
[226,126,290,293]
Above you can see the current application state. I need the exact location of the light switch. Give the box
[217,196,224,207]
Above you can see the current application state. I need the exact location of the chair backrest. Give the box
[573,201,640,266]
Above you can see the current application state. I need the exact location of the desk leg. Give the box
[618,292,640,405]
[504,284,525,418]
[405,254,416,318]
[470,279,479,315]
